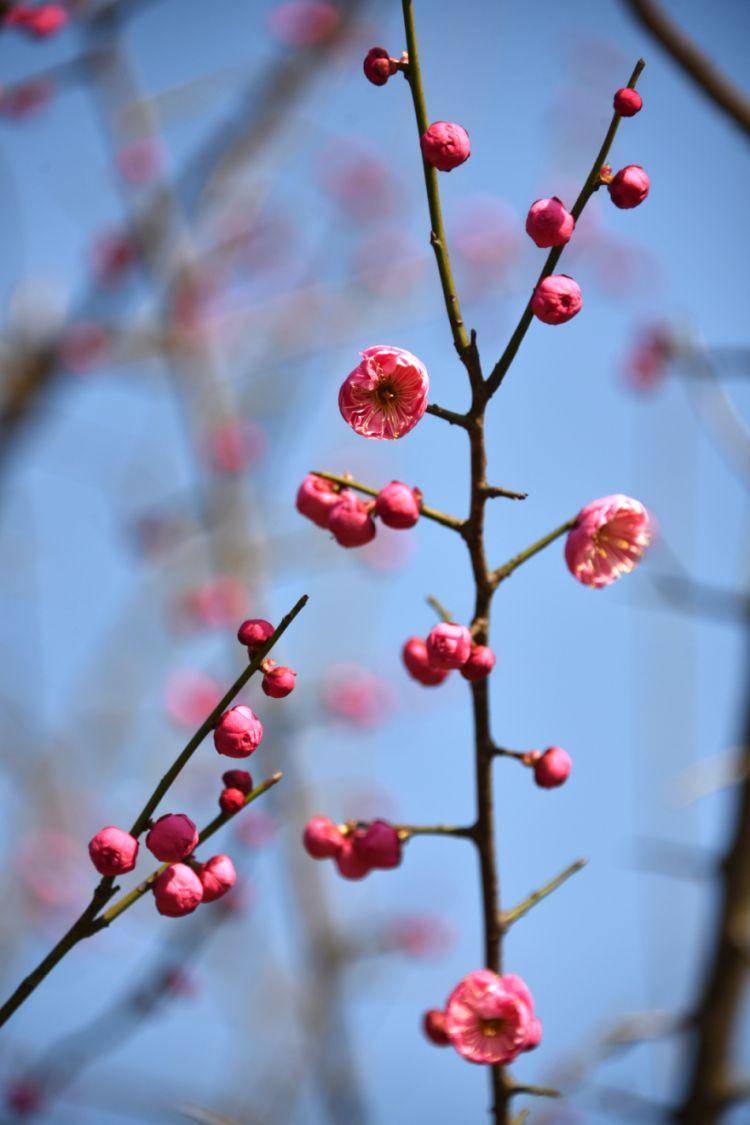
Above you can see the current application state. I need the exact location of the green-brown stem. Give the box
[500,859,588,931]
[493,520,576,586]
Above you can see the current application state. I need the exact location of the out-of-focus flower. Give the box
[384,913,455,959]
[402,636,450,686]
[4,4,68,38]
[320,144,395,222]
[566,494,653,588]
[202,419,266,474]
[444,970,541,1065]
[19,831,89,911]
[165,669,223,728]
[0,79,54,120]
[91,231,138,287]
[177,576,248,631]
[5,1079,44,1118]
[321,663,392,727]
[234,809,278,849]
[267,1,340,47]
[621,324,673,392]
[59,322,110,374]
[116,138,163,185]
[339,345,429,440]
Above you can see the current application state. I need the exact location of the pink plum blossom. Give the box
[296,473,342,528]
[303,815,345,859]
[420,121,471,172]
[402,636,450,686]
[335,838,371,880]
[426,622,472,670]
[146,814,199,863]
[88,826,139,876]
[328,491,377,548]
[565,494,652,587]
[198,854,236,903]
[262,663,297,698]
[531,275,582,325]
[219,787,245,814]
[525,197,575,248]
[338,345,429,440]
[364,47,397,86]
[213,705,264,758]
[613,87,642,116]
[237,618,274,651]
[444,969,541,1065]
[152,863,203,917]
[352,820,401,869]
[423,1009,451,1045]
[460,644,496,682]
[533,746,572,788]
[375,481,421,529]
[608,165,650,209]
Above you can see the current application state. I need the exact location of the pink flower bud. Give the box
[525,197,575,248]
[339,345,429,441]
[375,481,421,529]
[199,854,237,903]
[420,121,471,172]
[213,705,263,758]
[262,664,297,698]
[328,491,377,548]
[222,768,253,793]
[88,826,139,876]
[608,165,649,209]
[363,47,395,86]
[296,473,341,527]
[220,787,246,814]
[4,4,68,37]
[460,644,496,682]
[423,1009,451,1046]
[335,838,371,880]
[237,617,274,651]
[152,863,204,917]
[533,746,572,789]
[426,622,472,670]
[146,814,199,863]
[613,87,642,116]
[531,274,582,325]
[353,820,401,869]
[402,636,450,686]
[303,815,345,859]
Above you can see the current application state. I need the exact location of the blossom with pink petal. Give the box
[565,494,652,588]
[213,705,264,758]
[152,863,203,917]
[460,644,496,682]
[303,815,345,859]
[146,814,198,863]
[364,47,397,86]
[262,663,297,698]
[321,664,392,727]
[338,345,429,440]
[88,826,139,876]
[420,121,471,172]
[296,472,341,528]
[608,165,650,209]
[402,636,449,686]
[531,275,582,325]
[328,491,377,548]
[423,1009,451,1046]
[613,87,642,116]
[198,854,236,903]
[426,622,472,670]
[444,969,541,1065]
[335,838,371,880]
[375,481,421,529]
[352,820,401,869]
[525,197,575,248]
[4,4,68,37]
[533,746,572,788]
[237,618,274,651]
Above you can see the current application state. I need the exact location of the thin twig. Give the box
[313,470,465,533]
[621,0,750,140]
[500,859,587,931]
[485,59,646,397]
[426,402,470,428]
[426,594,453,622]
[493,520,576,586]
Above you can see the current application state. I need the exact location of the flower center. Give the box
[480,1017,506,1038]
[374,379,398,406]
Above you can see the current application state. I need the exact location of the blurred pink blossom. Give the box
[321,663,393,728]
[165,670,223,728]
[176,576,249,630]
[202,419,266,474]
[268,1,340,47]
[116,139,163,185]
[59,322,110,374]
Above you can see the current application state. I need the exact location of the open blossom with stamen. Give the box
[338,346,429,440]
[444,970,541,1065]
[566,494,652,588]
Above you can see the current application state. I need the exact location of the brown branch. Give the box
[621,0,750,140]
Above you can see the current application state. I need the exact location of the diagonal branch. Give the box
[500,859,587,931]
[313,471,465,533]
